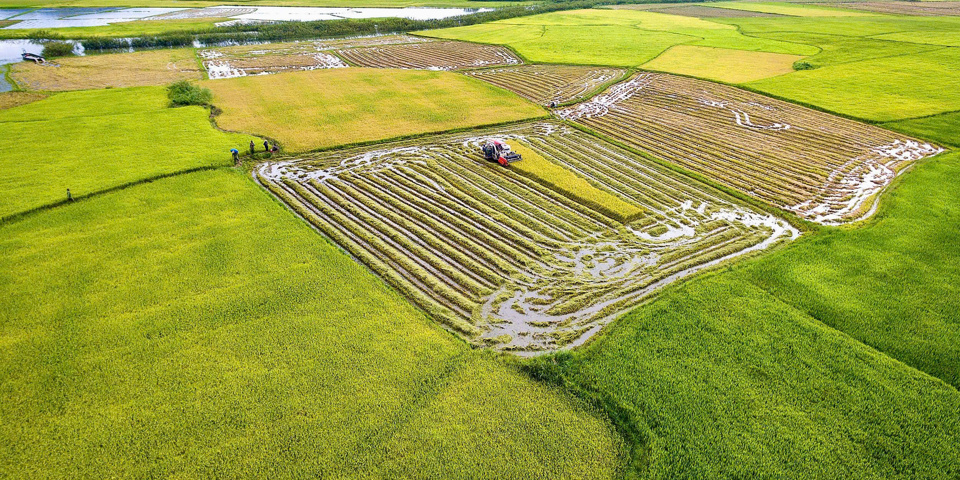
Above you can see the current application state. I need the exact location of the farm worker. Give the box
[66,189,73,201]
[231,148,240,164]
[263,140,269,152]
[271,143,279,153]
[250,140,256,154]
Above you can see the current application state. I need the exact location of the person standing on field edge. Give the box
[263,140,269,152]
[249,140,256,154]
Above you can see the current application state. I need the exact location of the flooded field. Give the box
[258,121,797,353]
[558,73,944,224]
[0,6,490,30]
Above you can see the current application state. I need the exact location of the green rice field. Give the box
[3,2,960,478]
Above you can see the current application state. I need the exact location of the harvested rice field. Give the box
[557,73,943,224]
[336,40,521,70]
[199,42,347,79]
[463,65,627,106]
[608,4,785,17]
[258,121,797,353]
[9,49,202,91]
[196,35,432,79]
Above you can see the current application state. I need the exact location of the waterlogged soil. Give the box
[259,121,798,354]
[199,35,432,78]
[556,72,943,225]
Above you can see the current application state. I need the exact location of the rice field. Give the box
[204,68,546,152]
[199,42,347,79]
[9,48,202,91]
[336,40,521,70]
[608,4,785,18]
[557,73,943,224]
[257,121,796,353]
[463,65,627,106]
[822,1,960,16]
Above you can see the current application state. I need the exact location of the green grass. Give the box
[422,9,815,68]
[743,32,943,69]
[425,22,693,67]
[715,15,960,38]
[508,140,644,223]
[884,111,960,147]
[533,274,960,478]
[0,17,229,39]
[0,168,624,478]
[525,151,960,477]
[873,31,960,48]
[0,86,248,219]
[740,152,960,388]
[205,68,547,152]
[689,15,960,119]
[747,48,960,121]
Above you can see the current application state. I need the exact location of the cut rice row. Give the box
[336,41,521,70]
[559,72,942,223]
[464,65,627,105]
[258,121,797,352]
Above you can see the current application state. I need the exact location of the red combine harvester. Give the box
[481,140,522,167]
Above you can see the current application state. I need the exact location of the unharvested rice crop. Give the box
[463,65,626,106]
[10,49,202,91]
[509,140,644,223]
[709,1,873,17]
[257,121,796,353]
[336,40,521,70]
[557,73,943,224]
[641,45,803,83]
[608,4,785,17]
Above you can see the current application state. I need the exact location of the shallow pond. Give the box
[0,6,490,29]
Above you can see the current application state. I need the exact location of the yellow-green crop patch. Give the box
[709,1,877,17]
[642,45,804,83]
[747,47,960,121]
[422,9,816,68]
[205,68,546,152]
[509,140,644,223]
[0,169,624,477]
[0,86,247,219]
